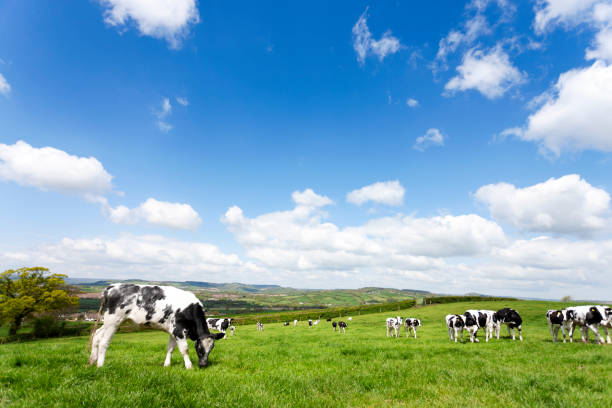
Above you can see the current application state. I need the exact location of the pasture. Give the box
[1,300,611,407]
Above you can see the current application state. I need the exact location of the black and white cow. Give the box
[386,316,402,337]
[308,319,313,328]
[404,318,421,339]
[464,310,495,342]
[338,321,347,334]
[283,321,290,326]
[206,317,232,338]
[332,321,337,331]
[257,321,264,331]
[88,284,224,369]
[446,314,465,342]
[294,319,298,326]
[493,308,523,341]
[546,309,570,343]
[229,326,235,336]
[565,305,611,344]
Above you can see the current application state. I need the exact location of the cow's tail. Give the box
[87,293,105,352]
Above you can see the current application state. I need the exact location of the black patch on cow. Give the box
[103,284,140,314]
[339,321,347,328]
[586,307,603,326]
[207,318,219,329]
[136,285,166,320]
[173,303,210,341]
[464,312,476,327]
[477,313,487,328]
[496,308,522,328]
[220,319,230,331]
[159,304,173,324]
[548,310,564,325]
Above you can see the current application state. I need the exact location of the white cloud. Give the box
[352,8,401,64]
[176,96,189,106]
[509,61,612,155]
[475,174,611,235]
[0,140,112,195]
[222,191,506,279]
[155,97,173,132]
[0,73,10,96]
[99,0,200,48]
[346,181,405,206]
[0,234,262,283]
[291,188,333,208]
[534,0,600,33]
[103,197,202,230]
[445,45,526,99]
[406,98,419,107]
[414,128,445,151]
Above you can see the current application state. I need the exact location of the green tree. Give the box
[0,267,78,336]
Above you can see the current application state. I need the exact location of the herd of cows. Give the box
[86,284,612,370]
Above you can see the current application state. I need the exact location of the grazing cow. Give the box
[338,321,347,333]
[464,310,496,342]
[446,314,465,342]
[348,317,352,321]
[386,316,402,338]
[493,308,523,341]
[308,319,313,328]
[257,321,264,331]
[326,318,332,322]
[294,319,298,326]
[565,305,611,344]
[404,318,421,339]
[546,309,570,343]
[229,326,235,336]
[88,284,224,369]
[313,319,320,326]
[206,317,233,338]
[332,321,337,331]
[283,321,290,326]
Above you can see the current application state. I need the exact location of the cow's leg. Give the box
[448,327,453,341]
[602,326,611,344]
[568,323,576,343]
[164,335,177,367]
[176,338,193,369]
[560,325,567,343]
[96,319,120,367]
[387,326,390,337]
[88,325,107,365]
[518,325,523,341]
[413,327,417,339]
[586,324,604,344]
[549,322,556,342]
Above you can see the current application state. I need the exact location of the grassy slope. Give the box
[1,300,610,407]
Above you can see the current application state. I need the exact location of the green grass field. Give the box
[1,300,610,407]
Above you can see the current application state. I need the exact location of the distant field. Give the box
[2,300,610,407]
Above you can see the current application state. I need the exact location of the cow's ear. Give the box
[213,333,225,340]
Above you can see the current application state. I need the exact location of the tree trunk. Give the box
[8,316,23,336]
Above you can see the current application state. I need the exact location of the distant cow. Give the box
[283,321,290,326]
[404,318,421,339]
[313,319,320,326]
[338,321,347,334]
[348,317,352,321]
[464,310,495,342]
[332,321,337,331]
[446,314,465,342]
[206,317,232,338]
[88,284,224,369]
[229,326,235,336]
[565,305,611,344]
[493,308,523,341]
[386,317,402,338]
[257,321,264,331]
[546,309,570,343]
[308,319,313,328]
[326,318,332,322]
[294,319,298,326]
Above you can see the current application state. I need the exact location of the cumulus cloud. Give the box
[352,8,401,65]
[0,73,10,96]
[103,198,202,230]
[414,128,445,151]
[507,61,612,155]
[445,44,525,99]
[534,0,600,33]
[406,98,419,107]
[0,140,113,195]
[0,234,263,283]
[475,174,611,235]
[346,181,405,207]
[291,188,333,208]
[99,0,200,48]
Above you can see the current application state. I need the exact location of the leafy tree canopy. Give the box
[0,267,78,335]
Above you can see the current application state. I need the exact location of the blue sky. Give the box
[1,1,612,299]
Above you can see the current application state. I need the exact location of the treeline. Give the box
[423,295,517,304]
[231,298,417,325]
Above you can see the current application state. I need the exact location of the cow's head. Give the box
[195,333,225,368]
